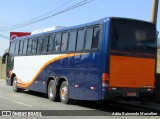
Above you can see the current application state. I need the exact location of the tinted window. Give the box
[68,30,77,51]
[61,32,68,52]
[27,38,32,54]
[84,28,93,50]
[31,38,37,54]
[15,41,20,55]
[19,40,24,55]
[37,37,43,53]
[54,33,62,52]
[76,29,85,51]
[112,20,157,54]
[22,39,28,55]
[92,27,100,49]
[48,35,55,53]
[41,36,49,53]
[9,42,16,55]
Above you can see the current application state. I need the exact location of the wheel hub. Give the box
[61,86,67,100]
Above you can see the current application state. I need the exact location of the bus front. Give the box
[104,18,157,100]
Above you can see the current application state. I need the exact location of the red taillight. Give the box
[102,73,109,87]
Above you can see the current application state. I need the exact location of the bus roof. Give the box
[11,17,155,42]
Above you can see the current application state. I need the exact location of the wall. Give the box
[0,57,6,79]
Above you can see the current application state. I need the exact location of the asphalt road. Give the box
[0,79,160,119]
[0,79,97,110]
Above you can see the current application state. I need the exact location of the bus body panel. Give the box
[5,17,157,102]
[109,55,155,88]
[12,52,102,100]
[74,52,102,100]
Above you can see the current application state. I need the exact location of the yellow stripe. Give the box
[17,53,85,88]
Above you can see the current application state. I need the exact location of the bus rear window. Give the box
[111,20,157,54]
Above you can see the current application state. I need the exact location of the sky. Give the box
[0,0,159,56]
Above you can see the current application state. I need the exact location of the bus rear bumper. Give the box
[102,88,154,101]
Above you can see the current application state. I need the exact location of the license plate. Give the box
[127,92,137,97]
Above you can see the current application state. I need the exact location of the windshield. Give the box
[111,19,157,55]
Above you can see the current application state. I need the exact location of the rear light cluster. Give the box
[102,73,109,88]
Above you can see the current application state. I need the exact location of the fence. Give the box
[0,57,6,79]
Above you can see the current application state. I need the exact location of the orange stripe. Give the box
[16,77,24,83]
[17,53,85,88]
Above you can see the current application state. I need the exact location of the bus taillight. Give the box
[102,73,109,87]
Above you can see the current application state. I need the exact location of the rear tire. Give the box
[12,77,21,92]
[60,81,71,104]
[48,80,60,101]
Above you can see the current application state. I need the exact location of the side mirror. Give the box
[2,53,8,64]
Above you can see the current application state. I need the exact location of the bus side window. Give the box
[19,40,24,55]
[61,32,68,52]
[37,37,42,54]
[27,38,32,54]
[10,42,16,55]
[22,39,28,55]
[92,26,100,49]
[76,29,85,51]
[68,30,77,52]
[31,38,37,54]
[84,27,93,50]
[48,34,55,53]
[15,41,20,55]
[41,36,49,53]
[54,33,62,52]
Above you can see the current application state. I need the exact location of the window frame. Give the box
[27,38,33,55]
[41,35,49,54]
[48,34,55,53]
[31,37,38,54]
[15,40,20,55]
[22,39,28,55]
[9,41,16,55]
[76,28,86,51]
[84,27,94,51]
[61,31,69,52]
[67,30,77,52]
[53,32,62,52]
[36,36,43,54]
[18,40,24,55]
[91,26,101,50]
[11,24,101,56]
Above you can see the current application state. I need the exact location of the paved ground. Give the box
[0,79,160,119]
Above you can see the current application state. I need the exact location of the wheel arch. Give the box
[46,76,56,93]
[57,76,68,86]
[46,76,68,94]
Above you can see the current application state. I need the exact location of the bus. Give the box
[2,17,157,104]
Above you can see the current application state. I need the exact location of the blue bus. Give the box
[3,17,157,103]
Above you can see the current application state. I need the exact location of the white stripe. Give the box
[13,54,64,83]
[0,96,32,107]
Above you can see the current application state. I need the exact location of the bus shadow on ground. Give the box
[21,90,48,99]
[19,89,157,113]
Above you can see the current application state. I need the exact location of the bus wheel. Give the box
[48,80,59,101]
[60,81,70,104]
[12,77,20,92]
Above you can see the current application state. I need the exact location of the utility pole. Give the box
[151,0,159,24]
